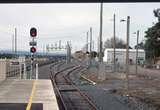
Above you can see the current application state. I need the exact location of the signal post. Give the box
[30,27,37,79]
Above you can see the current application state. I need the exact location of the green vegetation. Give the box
[104,37,132,49]
[144,10,160,63]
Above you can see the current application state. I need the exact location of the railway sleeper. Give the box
[59,89,78,92]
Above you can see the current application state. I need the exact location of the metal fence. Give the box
[6,63,20,77]
[6,68,20,77]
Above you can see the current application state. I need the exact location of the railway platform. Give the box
[0,79,59,110]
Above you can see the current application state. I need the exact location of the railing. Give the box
[6,68,20,77]
[6,60,55,78]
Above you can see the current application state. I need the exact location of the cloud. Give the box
[0,3,160,51]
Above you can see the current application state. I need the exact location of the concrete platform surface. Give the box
[0,79,59,110]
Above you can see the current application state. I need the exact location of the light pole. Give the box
[108,14,116,72]
[86,31,89,52]
[15,28,17,55]
[66,41,71,64]
[133,30,139,75]
[99,2,103,62]
[120,16,130,95]
[90,27,92,66]
[12,34,14,54]
[113,14,116,72]
[90,27,92,53]
[92,40,94,50]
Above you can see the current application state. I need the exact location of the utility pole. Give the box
[136,30,139,75]
[52,44,54,50]
[66,41,71,64]
[93,40,94,50]
[12,34,14,54]
[113,14,116,72]
[59,40,61,49]
[90,27,92,53]
[86,32,89,52]
[99,2,103,62]
[43,45,45,55]
[55,42,57,50]
[97,2,105,80]
[46,44,47,55]
[126,16,130,93]
[15,28,17,55]
[90,27,92,66]
[97,37,100,54]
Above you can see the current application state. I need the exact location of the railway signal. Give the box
[31,57,34,61]
[29,41,37,46]
[30,27,37,37]
[29,27,37,79]
[30,47,36,53]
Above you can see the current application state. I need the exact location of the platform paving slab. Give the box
[0,79,59,110]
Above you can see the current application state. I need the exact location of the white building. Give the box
[103,48,145,64]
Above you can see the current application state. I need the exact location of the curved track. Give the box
[50,62,99,110]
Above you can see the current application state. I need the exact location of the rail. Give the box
[64,66,98,110]
[50,61,69,110]
[50,62,99,110]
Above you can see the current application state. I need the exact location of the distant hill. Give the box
[0,50,66,56]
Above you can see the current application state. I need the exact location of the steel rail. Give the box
[50,61,68,110]
[51,62,98,110]
[50,62,79,110]
[64,67,99,110]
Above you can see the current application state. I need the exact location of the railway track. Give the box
[50,62,99,110]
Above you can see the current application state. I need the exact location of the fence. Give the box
[5,59,20,78]
[0,58,56,80]
[0,59,7,81]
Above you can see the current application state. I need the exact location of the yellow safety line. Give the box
[26,80,37,110]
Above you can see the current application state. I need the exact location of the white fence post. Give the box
[23,63,26,79]
[19,63,21,79]
[36,63,38,80]
[0,59,7,82]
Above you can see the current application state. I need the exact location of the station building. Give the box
[103,48,145,65]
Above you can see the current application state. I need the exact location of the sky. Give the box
[0,3,159,53]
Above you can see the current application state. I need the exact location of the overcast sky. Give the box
[0,3,159,53]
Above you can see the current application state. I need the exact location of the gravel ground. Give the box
[115,95,157,110]
[68,63,131,110]
[55,60,159,110]
[79,85,131,110]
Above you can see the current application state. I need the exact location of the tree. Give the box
[134,42,145,49]
[91,51,97,58]
[104,37,132,49]
[144,9,160,63]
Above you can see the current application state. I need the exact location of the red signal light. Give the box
[30,27,37,37]
[31,32,36,36]
[30,47,36,53]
